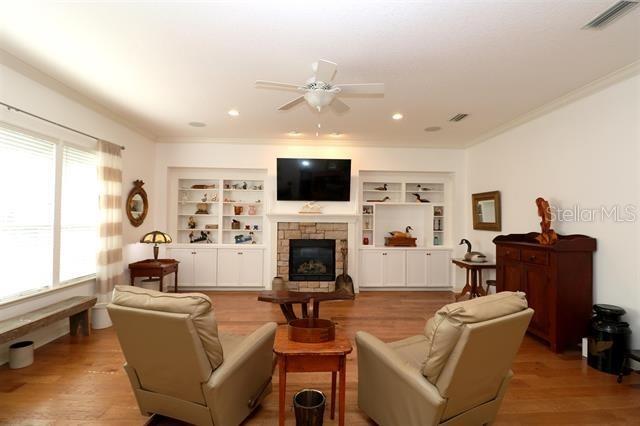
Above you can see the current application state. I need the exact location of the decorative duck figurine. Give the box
[412,193,430,203]
[374,184,388,191]
[366,196,391,203]
[459,239,487,262]
[389,226,413,238]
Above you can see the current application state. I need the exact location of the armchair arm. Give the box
[356,331,446,426]
[203,322,276,426]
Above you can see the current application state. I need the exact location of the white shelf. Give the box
[178,214,217,217]
[223,214,262,217]
[223,201,262,205]
[364,190,402,193]
[179,201,218,204]
[179,188,217,191]
[223,229,262,232]
[178,228,218,231]
[223,189,263,192]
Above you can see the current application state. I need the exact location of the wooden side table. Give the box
[273,325,352,426]
[453,259,496,300]
[128,259,179,292]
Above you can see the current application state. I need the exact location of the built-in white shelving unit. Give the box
[358,171,453,289]
[176,178,264,245]
[360,178,449,248]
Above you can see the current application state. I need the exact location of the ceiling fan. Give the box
[255,60,384,113]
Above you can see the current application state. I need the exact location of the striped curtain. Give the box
[97,140,123,300]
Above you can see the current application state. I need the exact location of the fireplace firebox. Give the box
[289,239,336,281]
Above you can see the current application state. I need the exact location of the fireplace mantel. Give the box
[266,212,359,223]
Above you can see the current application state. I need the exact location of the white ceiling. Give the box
[0,1,639,148]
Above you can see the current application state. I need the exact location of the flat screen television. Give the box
[277,158,351,201]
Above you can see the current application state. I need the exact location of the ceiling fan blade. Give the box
[330,98,350,114]
[277,96,306,110]
[314,60,338,83]
[255,80,301,90]
[335,83,385,95]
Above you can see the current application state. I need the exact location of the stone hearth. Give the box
[277,222,348,292]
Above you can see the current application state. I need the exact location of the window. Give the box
[0,124,98,301]
[60,146,98,282]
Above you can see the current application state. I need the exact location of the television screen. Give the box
[277,158,351,201]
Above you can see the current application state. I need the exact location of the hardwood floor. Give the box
[0,291,638,425]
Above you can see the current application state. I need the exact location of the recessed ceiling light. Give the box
[424,126,441,132]
[188,121,206,127]
[288,131,301,136]
[392,113,403,120]
[228,109,239,117]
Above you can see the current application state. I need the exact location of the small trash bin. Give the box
[293,389,325,426]
[588,304,631,375]
[9,340,34,369]
[91,302,112,329]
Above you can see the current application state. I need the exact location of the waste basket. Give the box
[293,389,325,426]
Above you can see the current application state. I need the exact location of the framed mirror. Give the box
[126,180,148,227]
[472,191,501,231]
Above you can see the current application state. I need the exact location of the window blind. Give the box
[0,126,55,300]
[60,145,98,283]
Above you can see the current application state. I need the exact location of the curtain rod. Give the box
[0,101,125,150]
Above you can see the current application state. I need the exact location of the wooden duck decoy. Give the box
[412,193,430,203]
[366,196,391,203]
[389,226,413,238]
[374,183,388,191]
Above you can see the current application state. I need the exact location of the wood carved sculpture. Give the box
[535,197,558,245]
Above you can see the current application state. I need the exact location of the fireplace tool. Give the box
[335,243,354,296]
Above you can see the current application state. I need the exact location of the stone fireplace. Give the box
[277,222,348,292]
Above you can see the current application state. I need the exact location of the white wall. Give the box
[466,72,640,347]
[0,56,157,364]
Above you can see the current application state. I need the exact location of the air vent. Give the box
[584,1,639,29]
[449,113,469,122]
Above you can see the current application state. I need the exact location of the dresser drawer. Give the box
[497,246,520,261]
[522,248,548,265]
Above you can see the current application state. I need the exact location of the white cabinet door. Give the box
[168,248,195,286]
[406,250,428,287]
[382,250,406,287]
[194,249,217,287]
[216,248,241,286]
[427,250,451,287]
[360,250,384,287]
[238,249,264,287]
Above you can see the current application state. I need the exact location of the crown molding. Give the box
[0,49,158,141]
[465,60,640,148]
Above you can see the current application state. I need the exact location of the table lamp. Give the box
[140,231,172,260]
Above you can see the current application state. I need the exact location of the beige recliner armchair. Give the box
[356,291,533,426]
[107,285,276,426]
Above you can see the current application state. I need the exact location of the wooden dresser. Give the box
[493,232,596,353]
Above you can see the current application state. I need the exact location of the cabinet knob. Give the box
[529,255,536,261]
[238,252,243,255]
[382,252,387,256]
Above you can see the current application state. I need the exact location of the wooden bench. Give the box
[0,296,97,345]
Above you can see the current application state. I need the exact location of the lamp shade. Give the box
[140,231,172,244]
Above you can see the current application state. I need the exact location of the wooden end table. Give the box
[453,259,496,300]
[128,259,179,292]
[273,325,352,426]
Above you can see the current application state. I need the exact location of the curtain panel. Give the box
[97,140,123,300]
